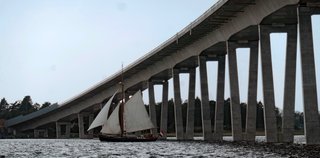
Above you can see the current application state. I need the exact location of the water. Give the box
[0,138,296,158]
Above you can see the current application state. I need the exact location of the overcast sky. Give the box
[0,0,319,112]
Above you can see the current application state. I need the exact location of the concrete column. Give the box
[78,113,94,139]
[198,56,213,140]
[148,81,158,135]
[44,129,49,138]
[13,129,17,137]
[214,55,226,141]
[298,7,320,145]
[246,41,259,141]
[78,113,84,138]
[227,42,243,141]
[34,129,39,138]
[282,25,298,143]
[259,25,278,142]
[78,113,85,139]
[160,80,169,139]
[56,122,61,139]
[172,68,184,140]
[56,122,71,139]
[88,114,94,136]
[185,68,196,140]
[65,123,71,138]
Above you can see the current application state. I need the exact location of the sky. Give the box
[0,0,319,112]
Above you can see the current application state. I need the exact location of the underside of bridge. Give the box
[5,0,320,144]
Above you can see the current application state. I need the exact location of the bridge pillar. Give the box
[227,42,243,141]
[298,7,320,145]
[11,129,17,137]
[213,55,226,141]
[78,113,94,139]
[281,25,298,143]
[245,41,259,142]
[78,114,84,139]
[148,81,158,135]
[198,56,213,140]
[34,129,40,138]
[56,122,71,139]
[259,25,278,143]
[34,129,48,138]
[185,68,196,140]
[160,80,169,139]
[172,68,184,140]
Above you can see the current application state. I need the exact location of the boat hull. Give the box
[98,134,158,142]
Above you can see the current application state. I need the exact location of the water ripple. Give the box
[0,139,287,158]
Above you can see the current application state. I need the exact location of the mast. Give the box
[119,63,125,136]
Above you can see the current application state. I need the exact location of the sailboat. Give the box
[87,89,160,142]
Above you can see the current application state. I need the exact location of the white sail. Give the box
[100,102,121,134]
[124,90,155,133]
[87,91,117,131]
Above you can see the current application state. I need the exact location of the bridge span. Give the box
[5,0,320,144]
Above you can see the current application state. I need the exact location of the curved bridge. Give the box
[6,0,320,144]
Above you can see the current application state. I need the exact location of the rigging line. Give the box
[120,62,126,136]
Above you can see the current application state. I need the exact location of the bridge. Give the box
[5,0,320,144]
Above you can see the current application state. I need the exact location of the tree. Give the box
[256,101,265,130]
[19,96,36,115]
[0,98,9,119]
[240,102,247,130]
[275,107,282,130]
[33,103,41,110]
[194,97,202,132]
[167,99,175,133]
[40,102,51,109]
[294,112,304,130]
[0,98,9,111]
[224,98,231,130]
[209,100,216,129]
[4,100,21,119]
[11,101,21,111]
[0,96,59,119]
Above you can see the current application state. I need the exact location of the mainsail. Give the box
[124,90,155,133]
[100,90,155,134]
[87,91,117,131]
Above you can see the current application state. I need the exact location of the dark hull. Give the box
[99,134,158,142]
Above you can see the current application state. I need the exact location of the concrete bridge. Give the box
[5,0,320,144]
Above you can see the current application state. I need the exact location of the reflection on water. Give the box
[0,138,293,158]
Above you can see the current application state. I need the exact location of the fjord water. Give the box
[0,138,290,157]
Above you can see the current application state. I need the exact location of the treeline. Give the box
[0,96,52,120]
[0,95,308,133]
[150,97,306,133]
